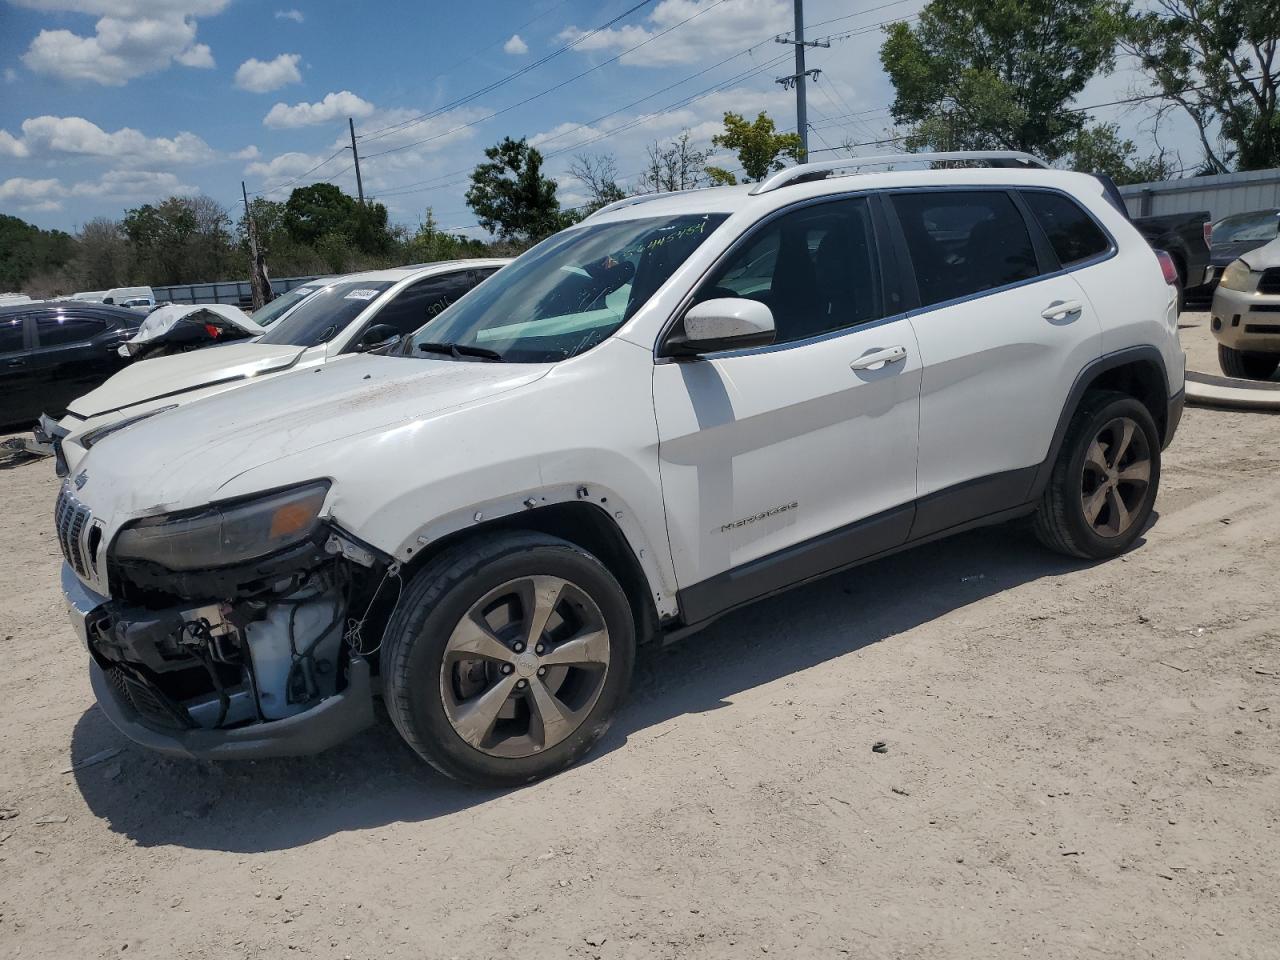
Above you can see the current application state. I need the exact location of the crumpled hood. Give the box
[125,303,263,348]
[67,341,308,418]
[1239,235,1280,271]
[74,354,551,522]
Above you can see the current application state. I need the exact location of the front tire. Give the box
[1034,391,1161,560]
[1218,345,1280,381]
[382,531,635,787]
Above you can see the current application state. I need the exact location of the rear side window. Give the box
[0,316,24,353]
[696,197,884,345]
[369,273,474,339]
[1021,191,1110,267]
[892,191,1038,308]
[36,315,106,347]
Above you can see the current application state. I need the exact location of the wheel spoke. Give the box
[522,576,564,649]
[539,629,610,667]
[1084,439,1109,477]
[446,614,515,664]
[1083,485,1109,525]
[1117,458,1151,484]
[1111,419,1136,467]
[1106,486,1131,535]
[527,676,574,748]
[452,674,518,747]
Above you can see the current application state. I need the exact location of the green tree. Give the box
[122,196,234,285]
[282,183,392,255]
[705,112,803,184]
[404,209,491,262]
[1068,122,1173,184]
[0,214,76,291]
[1121,0,1280,172]
[465,136,563,244]
[638,131,708,192]
[879,0,1121,161]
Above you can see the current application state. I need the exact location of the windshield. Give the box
[257,280,394,347]
[1214,211,1280,245]
[408,213,726,362]
[250,284,322,327]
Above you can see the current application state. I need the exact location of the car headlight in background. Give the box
[112,481,331,571]
[1218,259,1255,292]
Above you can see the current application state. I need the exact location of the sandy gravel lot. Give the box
[1,318,1277,959]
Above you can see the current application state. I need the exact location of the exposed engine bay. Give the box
[79,526,395,750]
[120,304,266,362]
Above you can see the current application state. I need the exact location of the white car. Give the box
[50,260,508,473]
[1210,234,1280,380]
[57,153,1183,786]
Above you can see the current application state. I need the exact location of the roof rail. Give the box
[748,151,1049,196]
[583,185,714,221]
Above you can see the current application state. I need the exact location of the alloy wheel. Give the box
[439,575,611,758]
[1080,416,1152,538]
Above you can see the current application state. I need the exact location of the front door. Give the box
[653,196,922,623]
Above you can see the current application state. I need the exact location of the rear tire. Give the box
[1033,391,1161,560]
[1218,344,1280,381]
[382,531,635,787]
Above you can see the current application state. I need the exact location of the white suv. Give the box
[57,153,1184,786]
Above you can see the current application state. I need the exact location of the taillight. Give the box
[1155,250,1179,286]
[1203,221,1213,247]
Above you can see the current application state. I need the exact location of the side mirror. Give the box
[667,298,775,356]
[356,324,402,353]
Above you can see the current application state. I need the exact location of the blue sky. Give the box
[0,0,1200,236]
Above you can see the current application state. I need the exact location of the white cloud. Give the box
[275,8,304,22]
[234,52,302,93]
[20,13,219,85]
[11,1,230,15]
[244,149,327,183]
[0,130,30,158]
[560,0,788,67]
[9,115,215,165]
[0,177,66,211]
[263,90,374,128]
[175,41,214,67]
[232,144,260,160]
[503,34,528,55]
[70,169,199,198]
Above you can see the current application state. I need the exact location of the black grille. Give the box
[104,666,192,731]
[1259,268,1280,295]
[55,488,93,577]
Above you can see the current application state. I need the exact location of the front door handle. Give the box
[850,345,908,371]
[1041,300,1083,321]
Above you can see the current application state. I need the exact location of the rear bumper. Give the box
[88,656,375,760]
[1165,388,1185,449]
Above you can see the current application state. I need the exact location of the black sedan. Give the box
[0,302,141,429]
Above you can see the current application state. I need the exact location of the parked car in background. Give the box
[1211,234,1280,380]
[54,153,1183,786]
[0,302,141,428]
[47,259,508,473]
[101,286,156,311]
[1131,210,1212,306]
[1204,209,1280,292]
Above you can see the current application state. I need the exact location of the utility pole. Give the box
[241,180,272,309]
[775,0,828,161]
[349,116,365,205]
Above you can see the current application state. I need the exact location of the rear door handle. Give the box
[850,345,908,370]
[1041,300,1083,321]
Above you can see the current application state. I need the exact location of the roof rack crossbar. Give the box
[748,151,1049,195]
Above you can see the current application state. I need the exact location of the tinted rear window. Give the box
[892,191,1038,308]
[0,316,23,353]
[1213,212,1280,245]
[1021,191,1111,267]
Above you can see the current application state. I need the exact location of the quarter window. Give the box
[1021,191,1110,267]
[892,191,1038,308]
[696,198,884,345]
[0,316,24,353]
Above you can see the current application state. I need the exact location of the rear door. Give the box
[653,196,922,620]
[888,188,1104,535]
[0,313,37,426]
[27,310,133,416]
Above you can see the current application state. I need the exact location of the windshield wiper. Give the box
[416,341,505,362]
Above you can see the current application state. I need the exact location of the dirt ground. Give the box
[2,314,1277,960]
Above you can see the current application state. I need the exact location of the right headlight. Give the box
[1219,259,1255,292]
[112,480,331,571]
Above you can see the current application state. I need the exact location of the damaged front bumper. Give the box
[62,560,375,760]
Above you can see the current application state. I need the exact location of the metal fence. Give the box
[151,274,323,308]
[1119,168,1280,222]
